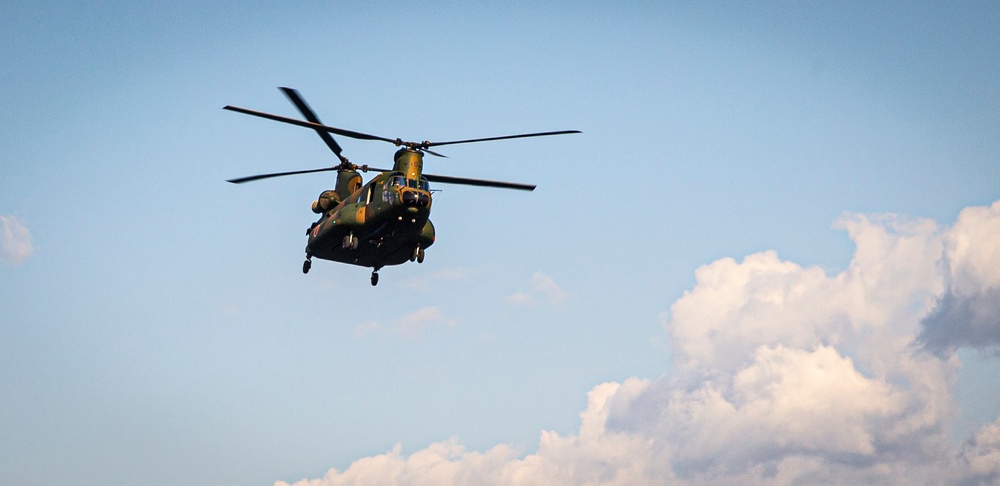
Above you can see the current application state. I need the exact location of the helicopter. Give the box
[225,87,580,286]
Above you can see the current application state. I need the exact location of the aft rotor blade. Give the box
[223,105,399,144]
[423,173,536,191]
[424,130,581,148]
[226,165,393,184]
[226,166,339,184]
[279,87,345,160]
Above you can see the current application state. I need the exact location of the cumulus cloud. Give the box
[352,306,455,339]
[919,200,1000,354]
[283,201,1000,485]
[0,215,33,265]
[962,415,1000,482]
[506,272,568,308]
[277,382,661,486]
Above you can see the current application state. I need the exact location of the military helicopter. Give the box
[225,87,579,286]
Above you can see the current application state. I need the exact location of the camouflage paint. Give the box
[335,170,363,202]
[304,151,435,270]
[392,149,423,180]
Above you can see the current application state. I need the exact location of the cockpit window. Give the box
[405,178,430,190]
[393,176,429,191]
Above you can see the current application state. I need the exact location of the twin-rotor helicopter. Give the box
[225,87,579,286]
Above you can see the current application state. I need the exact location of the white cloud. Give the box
[506,272,568,309]
[352,320,381,338]
[920,200,1000,354]
[395,306,449,339]
[276,382,661,486]
[353,307,455,340]
[0,215,33,265]
[946,201,1000,296]
[962,416,1000,481]
[281,201,1000,485]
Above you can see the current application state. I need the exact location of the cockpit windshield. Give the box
[392,176,429,191]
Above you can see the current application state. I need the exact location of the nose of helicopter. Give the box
[401,189,430,207]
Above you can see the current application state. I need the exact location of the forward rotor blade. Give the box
[279,87,345,160]
[423,148,448,158]
[424,130,581,148]
[423,173,535,191]
[223,105,399,144]
[226,166,338,184]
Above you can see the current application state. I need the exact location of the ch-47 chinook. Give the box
[225,87,579,286]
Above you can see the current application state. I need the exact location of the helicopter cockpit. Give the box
[389,175,430,191]
[386,175,431,208]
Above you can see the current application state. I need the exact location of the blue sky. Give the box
[3,2,1000,484]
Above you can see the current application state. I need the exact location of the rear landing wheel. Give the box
[302,259,311,274]
[370,271,379,286]
[417,247,425,264]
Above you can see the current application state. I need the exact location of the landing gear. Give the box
[342,233,359,250]
[410,246,426,263]
[370,270,379,286]
[302,256,312,274]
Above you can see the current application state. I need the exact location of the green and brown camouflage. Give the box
[392,148,423,180]
[304,148,434,273]
[311,170,362,214]
[336,169,363,200]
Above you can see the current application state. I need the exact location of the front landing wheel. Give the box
[302,259,312,274]
[371,271,379,286]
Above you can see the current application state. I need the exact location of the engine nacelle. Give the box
[311,190,341,214]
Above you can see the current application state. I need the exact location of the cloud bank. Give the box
[280,201,1000,485]
[1,215,33,265]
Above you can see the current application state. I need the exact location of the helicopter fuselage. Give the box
[306,151,435,271]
